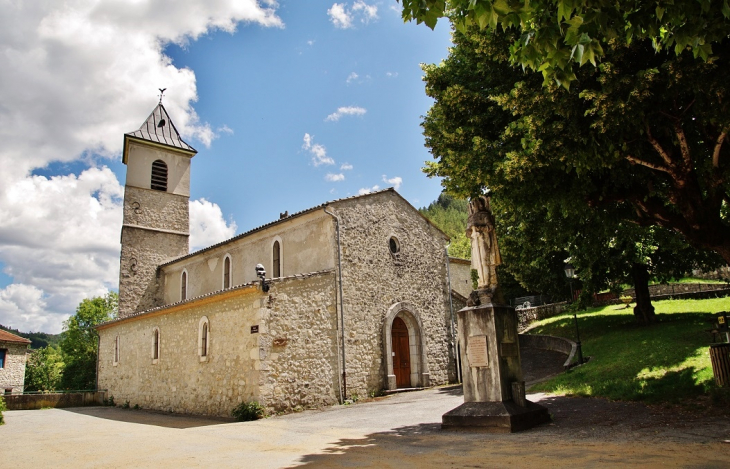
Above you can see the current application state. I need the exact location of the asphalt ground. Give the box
[2,349,729,468]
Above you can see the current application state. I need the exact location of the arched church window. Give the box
[181,270,188,301]
[151,159,168,191]
[114,335,120,365]
[273,241,281,278]
[198,316,210,361]
[152,327,160,362]
[223,255,231,289]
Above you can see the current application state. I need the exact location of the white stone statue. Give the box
[466,195,503,304]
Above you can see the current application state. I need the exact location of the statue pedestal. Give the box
[442,301,550,432]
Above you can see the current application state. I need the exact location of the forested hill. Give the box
[419,193,471,259]
[0,324,60,349]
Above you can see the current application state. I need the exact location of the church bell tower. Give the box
[118,103,197,317]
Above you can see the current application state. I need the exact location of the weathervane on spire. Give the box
[158,88,167,104]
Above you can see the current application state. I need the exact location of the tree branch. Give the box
[713,131,727,169]
[674,122,692,168]
[645,125,674,168]
[625,155,672,174]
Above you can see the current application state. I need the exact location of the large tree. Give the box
[421,26,730,265]
[59,292,117,390]
[400,0,730,88]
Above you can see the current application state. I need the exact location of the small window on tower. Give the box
[151,160,168,191]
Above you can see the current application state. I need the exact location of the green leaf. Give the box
[723,1,730,18]
[655,6,665,21]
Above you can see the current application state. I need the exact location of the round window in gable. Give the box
[389,237,400,254]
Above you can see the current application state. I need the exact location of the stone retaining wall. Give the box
[517,302,568,332]
[4,391,105,410]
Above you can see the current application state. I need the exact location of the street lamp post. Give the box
[564,263,584,365]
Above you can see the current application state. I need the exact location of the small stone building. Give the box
[0,329,31,394]
[97,104,467,416]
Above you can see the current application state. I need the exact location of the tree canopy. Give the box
[399,0,730,88]
[58,292,117,390]
[422,26,730,265]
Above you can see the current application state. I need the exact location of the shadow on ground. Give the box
[288,394,730,468]
[62,406,234,429]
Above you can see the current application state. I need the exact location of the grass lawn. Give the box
[526,297,730,405]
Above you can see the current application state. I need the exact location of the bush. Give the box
[231,401,265,421]
[0,395,7,425]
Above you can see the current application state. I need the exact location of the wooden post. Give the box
[709,344,730,387]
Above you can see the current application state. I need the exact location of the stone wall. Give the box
[331,190,456,396]
[517,302,568,332]
[4,391,105,410]
[98,271,338,416]
[622,282,729,298]
[449,258,473,299]
[0,342,29,392]
[160,211,336,305]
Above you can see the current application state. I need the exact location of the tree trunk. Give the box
[632,262,656,325]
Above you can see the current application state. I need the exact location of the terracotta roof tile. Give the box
[0,329,31,344]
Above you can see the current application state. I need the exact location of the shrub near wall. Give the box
[0,395,6,425]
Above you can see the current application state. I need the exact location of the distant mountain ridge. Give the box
[0,324,60,349]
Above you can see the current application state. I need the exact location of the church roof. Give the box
[0,329,31,344]
[159,187,449,269]
[123,103,196,162]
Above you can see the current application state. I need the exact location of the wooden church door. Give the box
[391,317,411,388]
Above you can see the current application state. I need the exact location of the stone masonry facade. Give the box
[119,186,189,317]
[332,190,456,396]
[0,338,30,393]
[98,272,339,415]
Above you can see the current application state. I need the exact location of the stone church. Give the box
[97,104,472,416]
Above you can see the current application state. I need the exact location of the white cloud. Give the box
[0,1,279,333]
[327,3,352,28]
[0,167,123,333]
[382,175,403,190]
[328,1,378,29]
[386,71,399,78]
[340,163,353,170]
[189,199,238,252]
[326,106,367,122]
[358,185,380,195]
[352,1,379,22]
[302,133,335,166]
[217,124,234,135]
[325,173,345,182]
[346,72,359,84]
[307,39,315,46]
[0,284,51,334]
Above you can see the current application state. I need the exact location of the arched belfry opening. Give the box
[383,302,430,390]
[150,159,168,191]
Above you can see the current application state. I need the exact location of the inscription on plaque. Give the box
[501,342,518,357]
[250,325,259,334]
[467,335,489,367]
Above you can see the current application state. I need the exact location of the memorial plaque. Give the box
[501,342,518,357]
[467,335,489,367]
[250,325,259,334]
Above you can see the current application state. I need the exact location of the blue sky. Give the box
[0,1,452,333]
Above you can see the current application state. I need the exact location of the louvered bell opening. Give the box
[151,159,168,191]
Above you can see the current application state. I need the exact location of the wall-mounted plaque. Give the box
[467,335,489,367]
[250,325,259,334]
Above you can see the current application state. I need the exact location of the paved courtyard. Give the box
[2,385,729,468]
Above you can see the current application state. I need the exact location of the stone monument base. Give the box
[442,400,550,433]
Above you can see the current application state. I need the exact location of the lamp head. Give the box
[255,263,266,279]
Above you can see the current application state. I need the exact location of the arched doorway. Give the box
[391,317,411,388]
[383,302,430,391]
